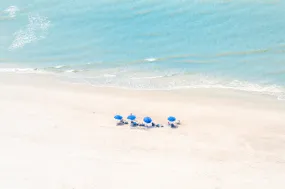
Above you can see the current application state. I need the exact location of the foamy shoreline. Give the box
[1,65,285,101]
[1,72,285,189]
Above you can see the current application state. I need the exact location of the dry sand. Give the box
[0,73,285,189]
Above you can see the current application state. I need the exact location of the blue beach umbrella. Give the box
[143,116,152,124]
[114,115,123,120]
[168,116,176,122]
[127,114,136,121]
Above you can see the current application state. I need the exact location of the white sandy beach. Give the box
[0,72,285,189]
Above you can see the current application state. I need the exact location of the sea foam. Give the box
[9,14,51,50]
[4,6,19,18]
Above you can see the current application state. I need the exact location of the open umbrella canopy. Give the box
[127,114,136,120]
[143,116,152,124]
[114,115,123,120]
[168,116,176,122]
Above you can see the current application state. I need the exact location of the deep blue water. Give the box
[1,0,285,99]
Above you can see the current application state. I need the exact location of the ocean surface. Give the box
[1,0,285,99]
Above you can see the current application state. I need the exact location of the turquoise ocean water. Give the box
[1,0,285,99]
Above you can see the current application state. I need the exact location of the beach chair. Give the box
[116,119,128,126]
[130,121,139,127]
[170,123,177,128]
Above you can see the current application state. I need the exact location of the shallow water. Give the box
[1,0,285,99]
